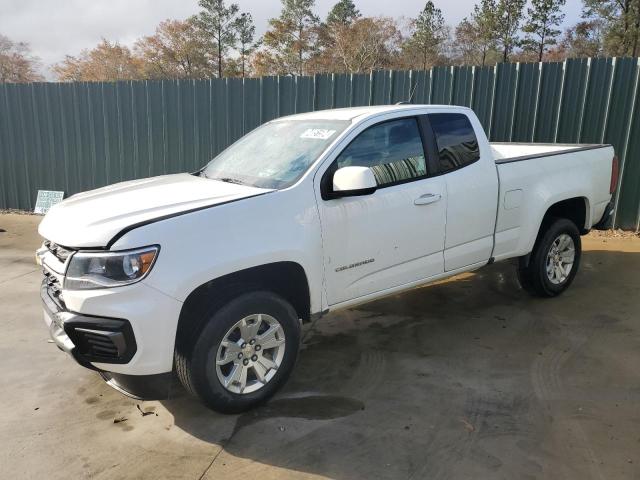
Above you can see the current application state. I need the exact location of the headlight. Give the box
[65,246,159,290]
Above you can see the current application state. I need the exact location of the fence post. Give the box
[509,63,521,142]
[600,57,617,144]
[613,57,640,229]
[552,60,567,142]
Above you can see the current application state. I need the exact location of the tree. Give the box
[222,56,243,76]
[53,40,143,82]
[453,0,499,66]
[134,19,214,79]
[325,17,402,73]
[583,0,640,56]
[402,1,448,70]
[522,0,566,61]
[234,12,257,77]
[261,0,320,76]
[560,20,605,57]
[495,0,526,62]
[326,0,361,26]
[0,34,43,83]
[195,0,239,78]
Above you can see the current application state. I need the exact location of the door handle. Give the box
[414,193,442,205]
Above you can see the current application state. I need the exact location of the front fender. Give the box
[110,187,324,314]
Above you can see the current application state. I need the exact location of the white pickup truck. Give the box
[37,104,618,412]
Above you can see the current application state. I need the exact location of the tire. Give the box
[175,291,300,413]
[517,217,582,298]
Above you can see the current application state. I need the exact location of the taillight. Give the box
[610,155,619,194]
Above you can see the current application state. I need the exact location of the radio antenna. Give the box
[409,80,419,103]
[395,80,419,105]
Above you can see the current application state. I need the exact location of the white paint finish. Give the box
[504,189,523,210]
[317,177,447,305]
[493,227,522,259]
[490,143,579,160]
[327,260,488,312]
[36,105,616,376]
[444,236,494,272]
[311,107,451,305]
[288,103,468,123]
[493,145,615,260]
[38,173,271,248]
[61,282,183,374]
[113,186,326,314]
[442,111,499,271]
[333,166,377,192]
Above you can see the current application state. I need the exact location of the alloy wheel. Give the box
[215,313,286,394]
[545,233,575,285]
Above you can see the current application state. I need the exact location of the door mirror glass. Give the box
[332,166,377,196]
[334,118,427,187]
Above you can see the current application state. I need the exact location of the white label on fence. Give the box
[34,190,64,214]
[300,129,336,140]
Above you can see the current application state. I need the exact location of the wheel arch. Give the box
[522,196,589,267]
[540,196,590,235]
[175,262,311,353]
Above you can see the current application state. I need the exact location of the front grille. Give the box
[43,240,73,263]
[43,270,62,296]
[43,269,65,309]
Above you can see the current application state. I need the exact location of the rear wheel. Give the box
[517,217,581,297]
[175,291,300,413]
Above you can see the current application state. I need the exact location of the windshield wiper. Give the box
[216,177,245,185]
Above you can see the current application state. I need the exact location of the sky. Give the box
[0,0,583,78]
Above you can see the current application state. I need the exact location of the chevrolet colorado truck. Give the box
[37,104,618,413]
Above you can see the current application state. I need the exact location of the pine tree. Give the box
[455,0,499,66]
[523,0,566,61]
[235,12,257,77]
[326,0,361,26]
[404,1,447,70]
[263,0,319,76]
[495,0,526,62]
[195,0,240,78]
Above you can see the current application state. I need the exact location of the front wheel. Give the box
[517,217,582,297]
[175,291,300,413]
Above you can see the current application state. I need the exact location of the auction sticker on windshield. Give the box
[300,129,336,140]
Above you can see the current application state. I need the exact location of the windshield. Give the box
[201,119,350,189]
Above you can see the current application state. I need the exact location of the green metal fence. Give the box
[1,57,639,229]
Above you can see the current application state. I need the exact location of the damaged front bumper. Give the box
[41,280,173,400]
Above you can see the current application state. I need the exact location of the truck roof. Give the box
[275,104,468,123]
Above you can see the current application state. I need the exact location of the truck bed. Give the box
[491,142,611,164]
[490,142,615,263]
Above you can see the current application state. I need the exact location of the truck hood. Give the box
[38,173,272,248]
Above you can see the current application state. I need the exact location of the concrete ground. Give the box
[1,212,639,480]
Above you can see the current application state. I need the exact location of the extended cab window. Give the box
[428,113,480,173]
[335,118,427,187]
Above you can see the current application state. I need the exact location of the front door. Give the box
[315,116,447,306]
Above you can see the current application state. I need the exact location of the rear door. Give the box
[425,112,499,271]
[315,116,447,306]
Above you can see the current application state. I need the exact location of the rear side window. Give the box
[428,113,480,173]
[335,118,427,187]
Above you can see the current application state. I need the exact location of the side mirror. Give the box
[332,166,377,197]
